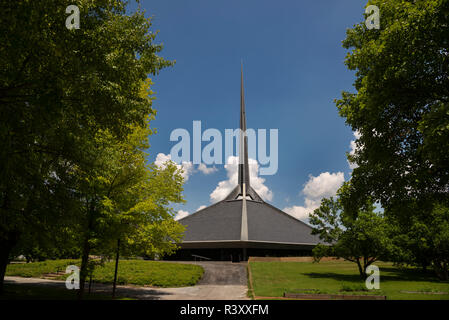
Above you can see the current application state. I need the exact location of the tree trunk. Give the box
[444,262,448,281]
[356,258,366,280]
[434,261,448,281]
[112,238,120,299]
[77,201,96,300]
[363,257,368,275]
[422,263,428,273]
[0,231,20,295]
[77,233,90,300]
[0,244,11,295]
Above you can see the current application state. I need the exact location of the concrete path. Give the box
[157,261,249,300]
[4,261,249,300]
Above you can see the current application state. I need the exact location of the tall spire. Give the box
[238,62,250,190]
[224,64,262,203]
[239,62,249,244]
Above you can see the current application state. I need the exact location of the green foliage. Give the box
[69,119,185,257]
[335,0,449,280]
[388,203,449,279]
[310,191,392,278]
[63,101,186,297]
[0,0,180,295]
[337,1,449,202]
[308,197,343,244]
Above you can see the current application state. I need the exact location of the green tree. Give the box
[0,0,173,293]
[69,119,185,299]
[337,0,449,203]
[310,195,392,279]
[335,0,449,278]
[387,202,449,280]
[103,156,186,298]
[118,160,187,260]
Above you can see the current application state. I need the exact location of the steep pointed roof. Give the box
[177,66,320,249]
[179,199,320,245]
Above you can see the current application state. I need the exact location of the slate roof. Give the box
[178,198,321,245]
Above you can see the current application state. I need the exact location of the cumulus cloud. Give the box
[284,205,316,222]
[196,205,207,211]
[198,163,218,175]
[174,210,189,221]
[210,156,273,203]
[155,154,220,182]
[155,153,194,181]
[348,130,361,170]
[283,172,345,221]
[302,172,345,200]
[283,132,362,221]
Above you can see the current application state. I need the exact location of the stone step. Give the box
[42,271,66,279]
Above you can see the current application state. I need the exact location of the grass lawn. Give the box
[6,259,204,288]
[249,260,449,300]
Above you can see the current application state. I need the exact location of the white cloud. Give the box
[348,130,361,170]
[284,205,316,222]
[283,132,360,221]
[198,163,218,175]
[196,205,207,211]
[174,210,189,221]
[302,172,345,200]
[284,172,345,221]
[210,156,273,203]
[154,154,220,182]
[155,153,194,181]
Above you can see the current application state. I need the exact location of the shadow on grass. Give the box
[304,266,447,284]
[303,272,363,283]
[378,266,449,283]
[2,279,173,300]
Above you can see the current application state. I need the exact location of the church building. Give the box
[169,67,321,261]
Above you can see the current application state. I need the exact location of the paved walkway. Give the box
[5,261,249,300]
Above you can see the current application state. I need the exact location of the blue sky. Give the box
[129,0,366,220]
